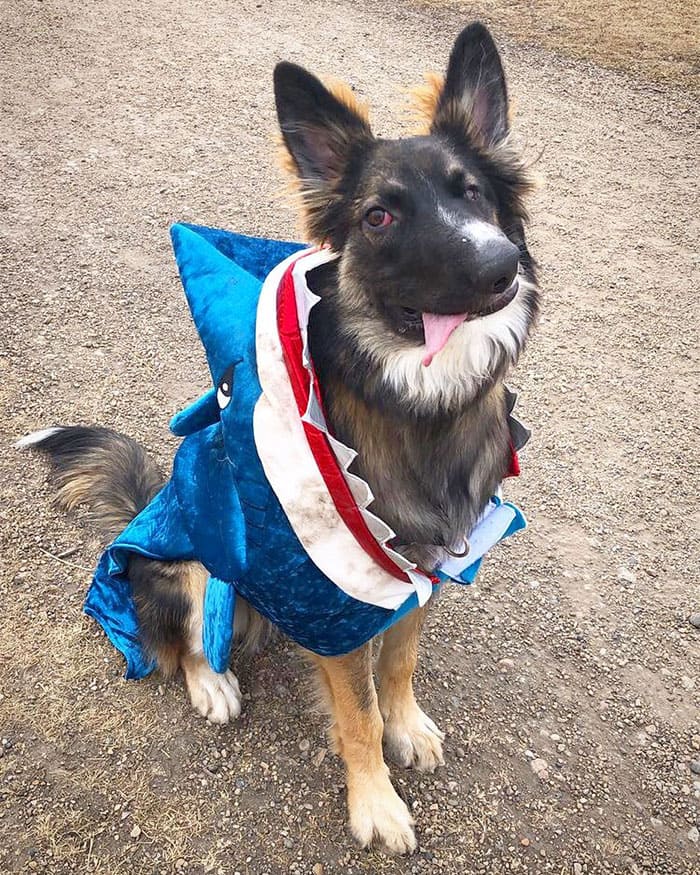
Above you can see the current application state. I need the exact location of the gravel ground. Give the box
[1,1,698,873]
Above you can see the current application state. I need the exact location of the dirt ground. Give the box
[1,1,698,873]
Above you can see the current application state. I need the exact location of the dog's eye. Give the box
[464,184,480,201]
[364,207,393,229]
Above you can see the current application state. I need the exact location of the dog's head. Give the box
[274,22,538,403]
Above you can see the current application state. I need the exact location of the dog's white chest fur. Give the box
[377,277,535,409]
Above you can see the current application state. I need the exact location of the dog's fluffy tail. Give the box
[17,426,163,539]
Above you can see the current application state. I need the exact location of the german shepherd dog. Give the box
[21,23,538,853]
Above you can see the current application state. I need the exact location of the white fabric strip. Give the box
[253,248,431,610]
[439,501,516,579]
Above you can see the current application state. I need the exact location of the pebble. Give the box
[530,758,549,777]
[617,566,636,584]
[680,675,696,691]
[129,825,141,839]
[298,739,310,752]
[689,612,700,629]
[688,826,699,843]
[312,864,324,875]
[689,760,700,776]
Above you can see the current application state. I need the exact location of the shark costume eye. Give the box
[216,364,235,410]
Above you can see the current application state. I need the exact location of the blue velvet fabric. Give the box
[83,223,526,679]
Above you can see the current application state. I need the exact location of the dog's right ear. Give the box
[274,62,373,242]
[274,62,372,184]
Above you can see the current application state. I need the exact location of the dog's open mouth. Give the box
[400,278,519,366]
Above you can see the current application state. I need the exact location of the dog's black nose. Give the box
[472,237,520,296]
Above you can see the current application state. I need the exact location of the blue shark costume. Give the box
[84,224,528,679]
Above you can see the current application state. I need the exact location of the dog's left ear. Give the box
[431,22,509,146]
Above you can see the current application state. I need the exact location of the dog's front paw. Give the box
[348,771,416,854]
[182,658,242,724]
[383,704,445,772]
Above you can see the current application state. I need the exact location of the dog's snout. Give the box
[472,236,520,297]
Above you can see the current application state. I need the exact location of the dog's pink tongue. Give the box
[421,312,469,367]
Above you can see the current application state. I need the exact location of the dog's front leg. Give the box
[377,604,445,772]
[312,646,417,854]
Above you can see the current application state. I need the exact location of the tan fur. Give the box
[310,646,417,853]
[377,606,444,771]
[305,604,443,850]
[54,471,107,512]
[321,364,511,570]
[132,555,271,678]
[408,71,518,134]
[325,78,371,124]
[407,71,444,134]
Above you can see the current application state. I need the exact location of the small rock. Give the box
[313,748,327,767]
[680,676,696,692]
[520,837,530,847]
[688,826,699,843]
[692,735,700,751]
[689,760,700,776]
[312,865,324,875]
[498,658,515,669]
[688,613,700,629]
[299,739,311,752]
[617,566,636,584]
[530,758,549,777]
[129,825,141,839]
[573,863,583,875]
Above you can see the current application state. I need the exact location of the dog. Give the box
[20,22,538,854]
